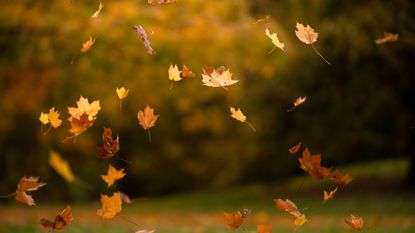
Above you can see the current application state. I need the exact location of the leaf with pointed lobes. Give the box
[274,198,302,218]
[67,96,101,136]
[137,105,159,130]
[201,66,238,89]
[323,187,338,203]
[375,32,399,45]
[287,96,307,112]
[15,176,46,206]
[168,64,182,82]
[97,192,122,219]
[116,87,129,100]
[101,164,126,187]
[298,147,331,179]
[331,169,352,185]
[40,205,73,232]
[97,127,120,160]
[265,28,285,52]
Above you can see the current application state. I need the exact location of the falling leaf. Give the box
[91,1,104,18]
[181,64,196,78]
[137,105,159,142]
[101,164,126,187]
[15,176,46,206]
[81,36,96,53]
[40,206,73,232]
[298,147,331,180]
[230,106,256,132]
[147,0,176,4]
[265,28,285,52]
[289,142,302,154]
[287,96,307,112]
[224,211,244,230]
[97,127,120,160]
[257,224,272,233]
[274,198,302,218]
[295,22,330,65]
[133,25,154,55]
[39,112,49,125]
[168,64,182,82]
[294,214,307,226]
[136,230,155,233]
[49,150,76,182]
[323,187,338,203]
[48,107,62,129]
[375,32,399,45]
[97,192,122,219]
[345,215,364,231]
[253,15,270,24]
[118,191,132,204]
[201,66,238,89]
[116,87,129,100]
[331,169,352,185]
[67,96,101,137]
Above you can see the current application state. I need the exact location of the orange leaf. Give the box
[97,193,122,219]
[331,169,352,185]
[274,198,302,218]
[67,96,101,137]
[181,64,196,78]
[137,105,159,130]
[15,176,46,206]
[101,164,126,187]
[257,224,272,233]
[375,32,399,45]
[81,36,96,53]
[97,127,120,160]
[289,142,302,154]
[224,212,244,230]
[323,187,338,203]
[287,96,307,112]
[295,22,330,65]
[345,215,364,231]
[40,205,73,232]
[298,147,330,180]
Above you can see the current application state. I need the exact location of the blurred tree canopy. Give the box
[0,0,414,200]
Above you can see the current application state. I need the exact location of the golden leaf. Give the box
[49,150,75,182]
[81,36,96,53]
[48,107,62,129]
[137,105,159,130]
[289,142,302,154]
[294,214,307,226]
[230,106,256,132]
[201,66,238,89]
[39,112,49,125]
[265,28,285,52]
[101,164,126,187]
[375,32,399,45]
[91,1,104,18]
[116,87,129,100]
[97,193,122,219]
[168,64,182,82]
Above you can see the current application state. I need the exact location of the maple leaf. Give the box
[15,176,46,206]
[375,32,399,45]
[230,106,256,132]
[101,164,126,187]
[116,87,129,100]
[97,127,120,160]
[81,36,96,53]
[224,212,244,230]
[265,28,285,53]
[49,150,75,182]
[298,147,330,179]
[40,205,73,232]
[289,142,302,154]
[168,64,182,82]
[39,112,49,125]
[97,192,122,219]
[323,187,338,203]
[274,198,302,218]
[201,66,238,89]
[67,96,101,137]
[137,105,159,142]
[345,215,364,231]
[48,107,62,128]
[295,22,331,65]
[257,224,272,233]
[181,64,196,78]
[331,169,352,185]
[287,96,307,112]
[133,25,154,55]
[91,1,104,18]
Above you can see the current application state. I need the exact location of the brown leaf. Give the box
[97,193,122,219]
[137,105,159,130]
[274,198,302,218]
[133,25,154,55]
[289,142,302,154]
[257,224,272,233]
[15,176,46,206]
[97,127,120,160]
[181,64,196,78]
[298,147,330,180]
[345,215,364,231]
[323,187,338,203]
[331,169,352,185]
[40,205,73,232]
[375,32,399,45]
[224,212,244,230]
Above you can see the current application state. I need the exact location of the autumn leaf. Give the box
[287,96,307,112]
[298,147,331,179]
[116,87,129,110]
[67,96,101,137]
[40,205,73,232]
[181,64,196,78]
[265,28,285,53]
[91,1,104,18]
[230,106,256,132]
[201,66,238,89]
[101,164,126,187]
[294,214,307,226]
[168,64,182,82]
[295,22,331,65]
[97,127,120,160]
[257,224,272,233]
[253,15,270,25]
[97,192,122,219]
[331,169,352,185]
[147,0,176,4]
[48,107,62,128]
[49,150,75,182]
[136,230,155,233]
[345,215,364,231]
[289,142,302,154]
[274,198,302,218]
[81,36,96,53]
[133,25,154,55]
[375,32,399,45]
[39,112,49,125]
[323,187,338,203]
[137,105,159,142]
[14,176,46,206]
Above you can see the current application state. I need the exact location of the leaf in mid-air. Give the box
[137,105,159,130]
[133,25,154,55]
[201,66,238,89]
[274,198,302,218]
[67,96,101,137]
[40,206,73,232]
[289,142,302,154]
[39,112,49,125]
[168,64,182,82]
[323,187,338,203]
[181,64,196,78]
[97,127,120,160]
[345,215,364,231]
[295,22,330,65]
[101,164,126,187]
[97,193,122,219]
[49,150,75,182]
[81,36,96,53]
[91,1,104,18]
[257,224,272,233]
[375,32,399,45]
[116,87,129,100]
[287,96,307,112]
[224,211,244,230]
[230,106,256,132]
[331,169,352,185]
[15,176,46,206]
[265,28,285,52]
[298,147,331,180]
[48,107,62,128]
[294,214,307,226]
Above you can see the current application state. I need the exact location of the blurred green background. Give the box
[0,0,415,202]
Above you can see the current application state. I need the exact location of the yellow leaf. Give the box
[230,106,256,132]
[97,193,122,219]
[375,32,399,45]
[81,36,96,53]
[265,28,285,52]
[48,107,62,129]
[49,150,75,182]
[294,214,307,226]
[295,22,330,65]
[168,64,182,82]
[287,96,307,112]
[116,87,129,100]
[101,164,126,187]
[201,66,238,89]
[39,112,49,125]
[91,1,104,18]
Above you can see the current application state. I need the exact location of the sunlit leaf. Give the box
[230,106,256,132]
[345,214,364,231]
[101,164,126,187]
[91,1,104,18]
[295,22,330,65]
[375,32,399,45]
[15,176,46,206]
[97,192,122,219]
[265,28,285,52]
[49,150,76,182]
[201,66,238,89]
[323,187,338,203]
[287,96,307,112]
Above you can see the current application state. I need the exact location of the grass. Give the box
[0,158,414,233]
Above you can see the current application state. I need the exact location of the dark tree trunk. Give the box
[408,120,415,186]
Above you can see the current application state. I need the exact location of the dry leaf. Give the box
[287,96,307,112]
[295,22,330,65]
[147,0,176,4]
[375,32,399,45]
[294,214,307,226]
[116,87,129,100]
[257,224,272,233]
[40,206,73,232]
[289,142,302,154]
[133,25,154,55]
[298,147,330,180]
[274,198,302,218]
[97,192,122,219]
[137,105,159,130]
[181,64,196,78]
[224,212,244,230]
[101,164,126,187]
[49,150,75,182]
[39,112,49,125]
[323,187,338,203]
[253,15,270,24]
[345,215,364,231]
[15,176,46,206]
[201,66,238,89]
[331,169,352,185]
[91,1,104,18]
[48,107,62,128]
[81,36,96,53]
[97,127,120,160]
[265,28,285,52]
[168,64,182,82]
[67,96,101,137]
[230,106,256,132]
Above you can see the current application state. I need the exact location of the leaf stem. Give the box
[0,192,16,198]
[311,43,331,65]
[118,214,139,226]
[42,125,52,136]
[245,121,256,133]
[287,106,296,112]
[147,129,152,143]
[116,155,132,164]
[119,100,123,111]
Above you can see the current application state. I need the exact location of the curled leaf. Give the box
[49,150,76,182]
[91,1,104,18]
[15,176,47,206]
[345,215,364,231]
[274,198,302,218]
[323,187,338,203]
[295,22,330,65]
[224,211,243,230]
[289,142,302,154]
[287,96,307,112]
[81,36,96,53]
[40,205,73,232]
[265,28,285,52]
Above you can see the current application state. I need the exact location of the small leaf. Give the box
[48,107,62,129]
[274,198,302,218]
[230,106,256,132]
[345,215,364,231]
[224,211,244,230]
[375,32,399,45]
[181,64,196,78]
[265,28,285,52]
[97,193,122,219]
[168,64,182,82]
[40,206,73,232]
[298,147,331,180]
[39,112,49,125]
[295,22,330,65]
[289,142,302,154]
[101,164,126,187]
[81,36,96,53]
[287,96,307,112]
[137,105,159,130]
[49,150,76,182]
[116,87,129,100]
[15,176,46,206]
[323,187,338,203]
